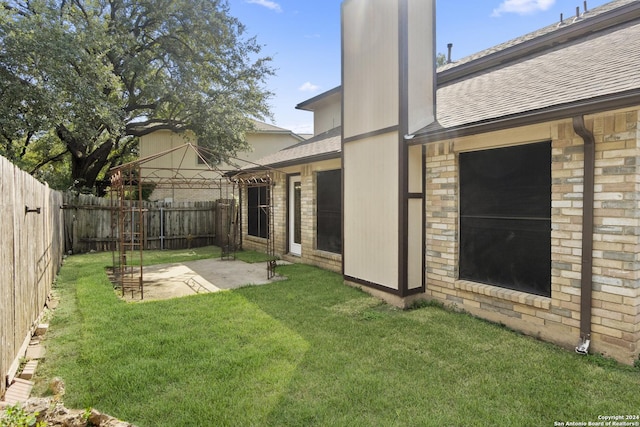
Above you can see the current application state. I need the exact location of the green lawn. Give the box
[35,248,639,426]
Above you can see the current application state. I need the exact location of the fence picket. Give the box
[1,156,64,397]
[62,195,228,253]
[2,155,234,396]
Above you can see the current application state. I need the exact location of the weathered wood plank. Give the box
[62,195,219,253]
[0,155,64,398]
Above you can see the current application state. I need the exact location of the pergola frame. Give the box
[109,142,278,299]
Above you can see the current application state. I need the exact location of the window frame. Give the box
[247,185,269,239]
[316,169,342,254]
[458,141,552,297]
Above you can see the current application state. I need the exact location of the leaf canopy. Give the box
[0,0,274,192]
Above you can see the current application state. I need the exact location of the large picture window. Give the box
[316,170,342,254]
[247,186,268,238]
[459,142,551,297]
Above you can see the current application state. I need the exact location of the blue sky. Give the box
[228,0,611,134]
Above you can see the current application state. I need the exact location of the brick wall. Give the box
[590,110,640,361]
[240,171,286,255]
[240,164,342,273]
[423,109,640,365]
[425,141,458,302]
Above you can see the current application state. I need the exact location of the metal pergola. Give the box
[108,143,277,299]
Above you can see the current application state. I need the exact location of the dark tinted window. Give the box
[459,142,551,297]
[316,170,342,253]
[247,186,268,238]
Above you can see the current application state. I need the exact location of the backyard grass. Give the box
[123,245,274,265]
[35,248,639,426]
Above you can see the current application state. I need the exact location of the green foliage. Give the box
[0,0,273,193]
[82,407,92,423]
[407,298,444,310]
[0,404,45,427]
[234,250,276,264]
[126,182,157,201]
[436,52,448,67]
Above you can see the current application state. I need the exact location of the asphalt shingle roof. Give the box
[438,0,637,73]
[244,126,341,169]
[437,19,640,128]
[249,0,640,168]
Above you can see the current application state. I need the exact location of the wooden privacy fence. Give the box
[1,155,64,398]
[63,194,237,253]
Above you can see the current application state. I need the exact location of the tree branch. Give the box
[29,149,69,174]
[56,124,85,157]
[125,120,188,137]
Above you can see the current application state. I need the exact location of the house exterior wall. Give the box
[343,132,400,290]
[423,107,640,364]
[342,0,399,139]
[151,186,228,203]
[241,159,342,273]
[314,101,341,135]
[139,130,301,202]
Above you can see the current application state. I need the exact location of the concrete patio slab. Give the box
[121,258,288,302]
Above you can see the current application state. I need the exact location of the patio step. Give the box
[18,360,39,380]
[35,323,49,336]
[1,378,33,407]
[25,343,46,360]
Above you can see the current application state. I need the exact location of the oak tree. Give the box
[0,0,273,193]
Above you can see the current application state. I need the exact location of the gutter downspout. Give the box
[572,115,595,355]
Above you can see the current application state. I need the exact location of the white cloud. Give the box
[491,0,555,17]
[298,82,320,92]
[246,0,282,13]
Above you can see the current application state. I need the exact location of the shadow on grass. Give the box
[37,253,640,427]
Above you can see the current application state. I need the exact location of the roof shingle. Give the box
[249,0,640,167]
[436,19,640,129]
[243,126,341,169]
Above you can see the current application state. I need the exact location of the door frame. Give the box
[288,175,302,256]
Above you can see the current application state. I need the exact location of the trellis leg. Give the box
[266,177,277,280]
[113,165,144,300]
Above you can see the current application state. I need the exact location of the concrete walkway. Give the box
[121,258,287,301]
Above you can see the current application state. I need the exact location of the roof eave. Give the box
[238,151,342,173]
[410,88,640,145]
[295,86,342,111]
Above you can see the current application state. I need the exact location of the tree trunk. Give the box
[57,125,113,194]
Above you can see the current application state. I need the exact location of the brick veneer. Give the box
[240,166,342,273]
[424,109,640,365]
[239,110,639,364]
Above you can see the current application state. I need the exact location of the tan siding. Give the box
[344,133,399,289]
[139,128,300,202]
[408,198,423,289]
[314,101,342,135]
[408,145,423,193]
[242,132,300,163]
[342,0,399,139]
[453,123,552,152]
[407,0,435,133]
